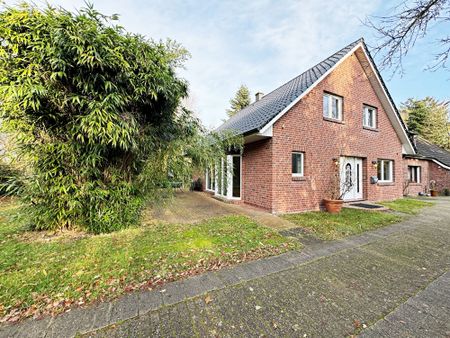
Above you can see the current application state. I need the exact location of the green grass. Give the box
[379,198,434,215]
[0,200,297,322]
[282,208,402,241]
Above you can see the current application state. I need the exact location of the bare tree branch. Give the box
[365,0,450,74]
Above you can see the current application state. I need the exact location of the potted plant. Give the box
[429,180,438,197]
[323,159,352,213]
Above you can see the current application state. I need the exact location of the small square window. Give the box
[292,152,304,176]
[363,106,377,128]
[323,93,342,121]
[377,159,394,182]
[408,166,421,183]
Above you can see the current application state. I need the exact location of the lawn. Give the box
[282,208,402,241]
[379,198,434,214]
[0,199,298,323]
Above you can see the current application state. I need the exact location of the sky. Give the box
[7,0,450,128]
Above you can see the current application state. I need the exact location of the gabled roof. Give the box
[415,137,450,169]
[217,39,363,135]
[217,38,415,154]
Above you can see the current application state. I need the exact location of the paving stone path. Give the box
[1,198,449,338]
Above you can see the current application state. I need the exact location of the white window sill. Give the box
[378,181,394,186]
[323,116,344,124]
[363,126,378,131]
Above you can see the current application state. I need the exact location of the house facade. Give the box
[205,39,449,213]
[403,137,450,196]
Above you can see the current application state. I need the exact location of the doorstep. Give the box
[344,201,389,211]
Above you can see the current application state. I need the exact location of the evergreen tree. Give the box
[401,97,450,149]
[226,85,251,118]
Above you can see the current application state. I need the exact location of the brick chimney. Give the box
[255,92,264,102]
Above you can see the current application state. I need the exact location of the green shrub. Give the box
[0,163,23,196]
[0,3,241,233]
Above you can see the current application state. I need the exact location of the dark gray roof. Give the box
[416,138,450,167]
[217,38,363,135]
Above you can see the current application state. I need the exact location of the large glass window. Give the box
[215,155,241,199]
[232,156,241,198]
[377,159,394,182]
[292,152,304,176]
[206,167,215,191]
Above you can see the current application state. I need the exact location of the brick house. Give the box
[204,38,449,213]
[403,137,450,196]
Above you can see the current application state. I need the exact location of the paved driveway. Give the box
[84,198,450,338]
[2,198,449,338]
[147,191,297,230]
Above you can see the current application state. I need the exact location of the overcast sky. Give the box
[7,0,450,128]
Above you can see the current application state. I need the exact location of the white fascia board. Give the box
[259,43,363,135]
[432,159,450,170]
[259,124,272,137]
[358,47,415,155]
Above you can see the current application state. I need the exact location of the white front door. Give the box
[340,157,363,201]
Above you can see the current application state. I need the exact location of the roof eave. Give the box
[403,154,450,170]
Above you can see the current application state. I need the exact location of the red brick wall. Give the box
[429,161,450,192]
[268,51,404,213]
[242,139,273,210]
[403,158,430,196]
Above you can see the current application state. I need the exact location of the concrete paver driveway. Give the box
[84,198,450,338]
[1,198,449,338]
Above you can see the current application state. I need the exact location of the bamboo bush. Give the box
[0,3,241,233]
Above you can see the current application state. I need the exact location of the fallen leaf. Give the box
[204,295,212,304]
[255,305,261,310]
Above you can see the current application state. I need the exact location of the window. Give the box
[363,105,377,129]
[292,152,304,176]
[408,166,421,183]
[232,155,241,198]
[205,167,215,191]
[377,159,394,182]
[323,93,342,121]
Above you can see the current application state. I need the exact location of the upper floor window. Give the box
[408,166,421,183]
[377,159,394,183]
[323,93,342,121]
[363,105,377,129]
[292,152,304,177]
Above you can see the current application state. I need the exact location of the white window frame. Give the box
[377,159,394,183]
[408,166,421,183]
[292,152,304,177]
[363,105,377,129]
[323,93,343,121]
[205,167,215,192]
[214,155,241,200]
[229,155,242,200]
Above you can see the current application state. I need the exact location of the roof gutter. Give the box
[403,154,450,170]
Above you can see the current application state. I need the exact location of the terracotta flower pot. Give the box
[323,199,344,213]
[430,190,439,197]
